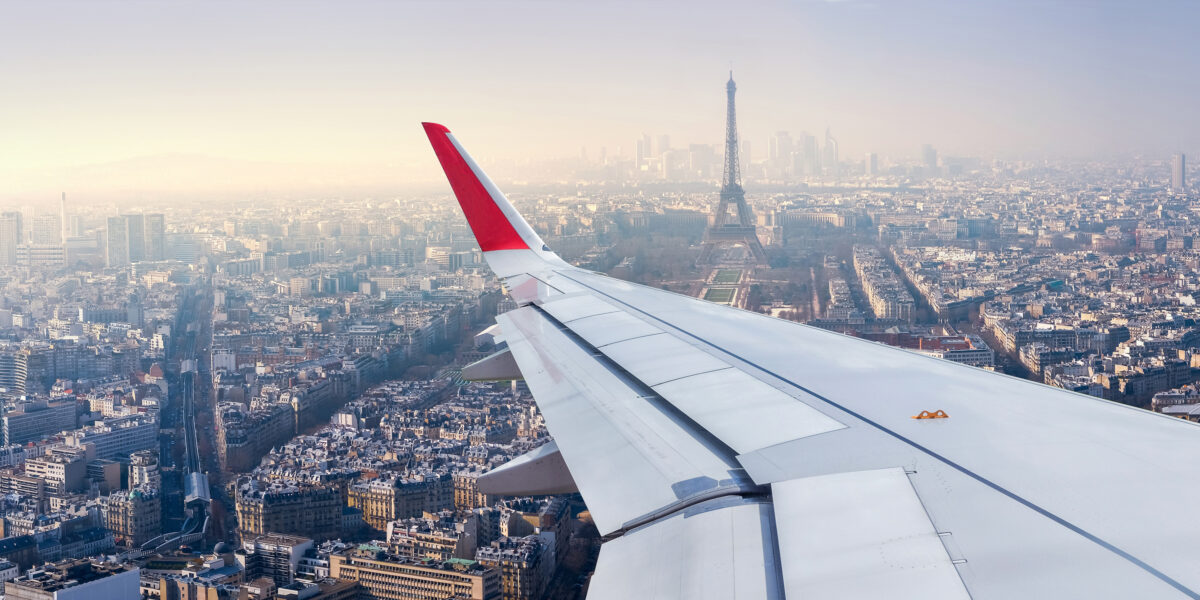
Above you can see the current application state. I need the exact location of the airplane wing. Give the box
[422,122,1200,599]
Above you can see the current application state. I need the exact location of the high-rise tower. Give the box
[1172,153,1187,194]
[106,215,129,267]
[0,213,20,266]
[700,72,766,264]
[60,193,67,244]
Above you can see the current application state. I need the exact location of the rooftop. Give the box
[8,559,134,593]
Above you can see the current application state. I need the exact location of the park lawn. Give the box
[713,269,742,284]
[703,288,736,303]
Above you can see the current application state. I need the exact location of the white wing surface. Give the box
[424,122,1200,599]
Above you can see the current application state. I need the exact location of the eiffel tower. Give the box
[699,71,767,265]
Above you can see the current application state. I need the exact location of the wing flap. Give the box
[772,468,969,599]
[476,440,577,496]
[653,369,845,454]
[600,333,731,386]
[538,294,621,322]
[586,496,783,600]
[561,311,663,348]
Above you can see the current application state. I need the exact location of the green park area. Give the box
[713,269,742,284]
[703,288,736,303]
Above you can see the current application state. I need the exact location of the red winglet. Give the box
[422,122,529,252]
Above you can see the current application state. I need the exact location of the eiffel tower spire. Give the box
[722,71,741,190]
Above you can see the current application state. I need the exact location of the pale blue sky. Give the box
[1,0,1196,195]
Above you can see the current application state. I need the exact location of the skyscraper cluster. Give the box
[766,129,836,177]
[105,213,165,267]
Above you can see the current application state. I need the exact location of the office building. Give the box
[1173,153,1187,193]
[236,533,314,586]
[63,414,158,460]
[124,213,145,262]
[769,131,792,170]
[0,348,28,394]
[794,131,818,176]
[31,214,62,246]
[3,399,77,446]
[145,213,165,260]
[16,245,65,268]
[24,453,86,495]
[922,144,938,169]
[18,212,67,269]
[59,193,67,244]
[865,152,879,176]
[105,216,129,267]
[823,127,839,174]
[330,547,500,600]
[86,458,121,493]
[0,212,22,266]
[105,213,163,266]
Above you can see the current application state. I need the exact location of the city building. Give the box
[347,475,453,531]
[124,214,145,263]
[922,143,938,170]
[329,546,500,600]
[0,212,22,266]
[474,536,553,600]
[5,559,139,600]
[31,215,62,247]
[129,449,161,489]
[276,579,358,600]
[104,213,164,266]
[63,414,158,460]
[104,216,129,268]
[216,401,295,473]
[99,487,162,547]
[387,513,478,562]
[145,214,166,261]
[3,399,77,446]
[0,348,28,394]
[235,483,342,542]
[236,533,314,586]
[1173,153,1187,193]
[853,246,915,322]
[24,453,86,495]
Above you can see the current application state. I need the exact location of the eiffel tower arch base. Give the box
[699,227,767,266]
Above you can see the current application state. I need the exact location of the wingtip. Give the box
[422,122,535,253]
[422,122,450,135]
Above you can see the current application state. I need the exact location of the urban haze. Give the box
[0,1,1196,599]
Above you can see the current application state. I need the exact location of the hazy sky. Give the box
[2,0,1198,198]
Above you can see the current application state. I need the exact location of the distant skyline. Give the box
[2,0,1198,198]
